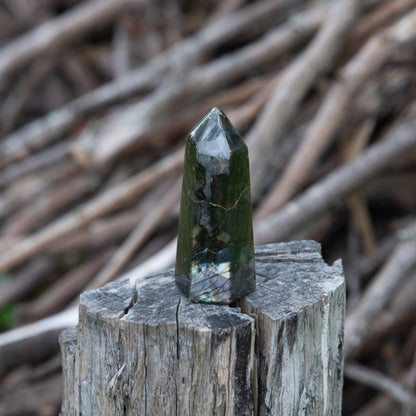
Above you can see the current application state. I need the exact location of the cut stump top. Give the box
[79,241,343,331]
[61,241,345,416]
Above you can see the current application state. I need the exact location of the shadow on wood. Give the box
[60,241,345,415]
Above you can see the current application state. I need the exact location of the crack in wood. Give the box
[255,271,274,281]
[175,299,181,360]
[256,258,321,264]
[62,241,345,415]
[255,248,319,257]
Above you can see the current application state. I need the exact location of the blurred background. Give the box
[0,0,416,414]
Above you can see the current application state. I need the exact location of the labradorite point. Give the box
[175,107,255,304]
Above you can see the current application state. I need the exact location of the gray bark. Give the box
[242,242,345,415]
[60,241,345,415]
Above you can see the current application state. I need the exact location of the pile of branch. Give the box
[1,0,416,414]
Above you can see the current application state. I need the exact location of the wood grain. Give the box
[61,241,345,415]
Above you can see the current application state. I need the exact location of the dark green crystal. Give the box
[175,107,255,304]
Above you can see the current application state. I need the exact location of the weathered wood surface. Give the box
[242,242,345,415]
[60,241,345,415]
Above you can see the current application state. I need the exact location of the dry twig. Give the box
[344,119,379,263]
[0,0,287,169]
[0,257,58,310]
[345,362,416,408]
[344,229,416,360]
[85,178,181,290]
[0,147,183,273]
[73,5,325,167]
[20,251,112,321]
[255,111,416,244]
[0,0,142,81]
[255,8,416,217]
[4,174,100,236]
[0,140,72,188]
[1,2,416,413]
[247,0,361,202]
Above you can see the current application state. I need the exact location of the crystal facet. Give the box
[175,107,255,304]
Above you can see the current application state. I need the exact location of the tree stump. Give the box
[60,241,345,415]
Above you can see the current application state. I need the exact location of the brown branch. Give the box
[118,238,177,286]
[4,174,100,236]
[1,59,55,135]
[0,160,80,221]
[111,22,132,78]
[255,8,416,217]
[354,394,395,416]
[73,5,325,167]
[355,233,398,281]
[345,362,416,407]
[72,75,272,164]
[19,251,111,321]
[206,76,273,116]
[0,238,178,371]
[0,140,72,189]
[49,206,144,254]
[0,0,142,81]
[0,307,76,376]
[347,192,379,262]
[344,229,416,360]
[255,107,416,244]
[206,0,246,23]
[406,349,416,415]
[0,354,62,400]
[84,178,181,290]
[227,79,275,131]
[247,0,362,202]
[48,173,181,254]
[350,0,416,46]
[363,271,416,349]
[0,147,184,273]
[353,350,416,415]
[0,257,58,310]
[0,373,62,416]
[0,0,288,169]
[344,119,379,263]
[60,53,98,95]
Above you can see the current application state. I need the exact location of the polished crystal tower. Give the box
[175,107,255,304]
